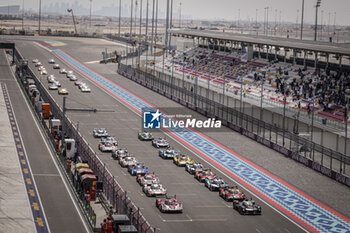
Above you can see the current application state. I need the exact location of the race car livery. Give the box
[156,196,183,213]
[219,186,246,202]
[194,170,216,182]
[173,154,194,167]
[143,183,167,197]
[98,142,116,152]
[138,131,154,141]
[137,174,160,186]
[159,148,179,159]
[233,199,262,215]
[128,164,149,176]
[204,177,228,191]
[93,128,109,138]
[185,163,206,175]
[152,137,169,148]
[119,156,138,168]
[101,136,118,146]
[112,148,128,160]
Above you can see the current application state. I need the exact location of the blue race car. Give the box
[128,164,149,176]
[93,128,108,138]
[159,148,179,159]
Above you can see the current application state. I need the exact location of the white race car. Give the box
[53,64,60,69]
[60,68,67,74]
[48,59,55,64]
[68,74,77,81]
[32,59,39,63]
[81,86,91,93]
[98,142,117,152]
[119,156,137,168]
[47,75,56,83]
[48,84,58,90]
[40,69,48,75]
[35,62,42,67]
[143,183,167,197]
[53,80,61,87]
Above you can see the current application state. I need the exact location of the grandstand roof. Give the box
[171,29,350,57]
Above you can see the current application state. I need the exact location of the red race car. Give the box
[194,170,216,182]
[156,195,183,213]
[219,186,246,202]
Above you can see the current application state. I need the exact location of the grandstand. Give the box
[154,33,350,130]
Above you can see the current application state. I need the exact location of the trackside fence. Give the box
[118,63,350,187]
[12,48,154,233]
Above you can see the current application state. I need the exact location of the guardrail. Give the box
[118,62,350,187]
[13,48,154,233]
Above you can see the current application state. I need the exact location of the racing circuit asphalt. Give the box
[0,49,87,233]
[12,37,350,233]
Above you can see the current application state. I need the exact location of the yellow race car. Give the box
[58,88,69,95]
[173,154,194,167]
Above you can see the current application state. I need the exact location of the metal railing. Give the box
[13,48,154,233]
[118,63,350,187]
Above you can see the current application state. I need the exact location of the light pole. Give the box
[22,0,24,31]
[282,82,286,146]
[89,0,92,28]
[179,2,182,28]
[300,0,304,40]
[118,0,121,37]
[314,0,321,41]
[38,0,42,34]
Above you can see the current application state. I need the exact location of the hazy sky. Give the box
[3,0,350,25]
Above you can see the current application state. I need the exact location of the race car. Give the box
[93,128,109,138]
[152,137,169,148]
[53,64,60,69]
[47,75,56,83]
[185,162,206,175]
[32,59,39,63]
[159,148,179,159]
[194,170,216,182]
[143,183,167,197]
[101,136,118,146]
[48,84,58,90]
[219,186,246,202]
[138,131,154,141]
[59,68,67,74]
[53,80,61,87]
[58,88,69,95]
[75,81,84,86]
[98,142,117,152]
[40,69,48,75]
[173,154,194,167]
[35,62,42,67]
[233,199,262,215]
[112,148,128,160]
[68,75,78,81]
[156,195,183,213]
[137,173,159,186]
[48,59,55,64]
[128,164,149,176]
[119,156,137,168]
[38,66,45,71]
[81,86,91,93]
[204,177,228,191]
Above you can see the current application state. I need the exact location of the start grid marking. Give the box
[1,83,49,233]
[46,47,350,233]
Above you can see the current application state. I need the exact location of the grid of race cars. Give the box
[93,128,262,215]
[31,58,91,94]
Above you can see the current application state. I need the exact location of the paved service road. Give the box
[0,49,88,233]
[12,40,310,233]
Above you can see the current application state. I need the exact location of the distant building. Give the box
[0,5,20,15]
